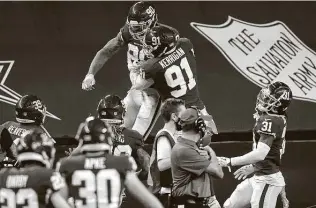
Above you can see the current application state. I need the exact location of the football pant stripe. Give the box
[143,96,162,141]
[259,184,269,208]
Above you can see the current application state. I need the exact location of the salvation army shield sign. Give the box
[191,16,316,103]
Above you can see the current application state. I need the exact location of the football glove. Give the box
[82,74,95,91]
[233,164,255,180]
[217,156,232,172]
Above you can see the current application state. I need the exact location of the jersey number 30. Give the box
[72,169,121,208]
[164,57,197,98]
[0,188,39,208]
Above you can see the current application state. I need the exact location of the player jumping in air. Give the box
[218,81,291,208]
[0,129,70,208]
[132,25,218,135]
[82,1,177,140]
[57,116,163,208]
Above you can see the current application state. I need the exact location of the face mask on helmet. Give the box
[16,98,47,125]
[97,97,126,125]
[127,3,157,41]
[256,86,291,114]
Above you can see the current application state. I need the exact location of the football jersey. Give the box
[58,153,137,208]
[0,166,65,208]
[120,23,178,71]
[0,126,14,162]
[142,38,204,109]
[2,121,51,144]
[252,113,287,175]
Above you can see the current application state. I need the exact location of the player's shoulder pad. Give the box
[119,24,132,43]
[57,155,83,172]
[123,128,143,140]
[178,38,193,50]
[257,114,286,137]
[1,121,10,128]
[109,155,137,172]
[157,23,179,35]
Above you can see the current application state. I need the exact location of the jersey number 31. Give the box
[164,57,197,98]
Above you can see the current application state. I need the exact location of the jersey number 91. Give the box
[72,169,121,208]
[164,57,197,98]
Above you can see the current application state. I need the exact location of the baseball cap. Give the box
[179,107,213,125]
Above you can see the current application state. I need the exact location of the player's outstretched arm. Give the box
[50,172,71,208]
[82,32,126,91]
[51,191,71,208]
[125,171,163,208]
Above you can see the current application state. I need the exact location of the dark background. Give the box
[0,1,315,137]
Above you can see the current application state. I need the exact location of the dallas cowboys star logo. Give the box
[0,60,61,120]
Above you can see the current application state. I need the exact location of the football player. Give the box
[69,94,150,177]
[2,94,54,144]
[217,81,291,208]
[82,1,177,141]
[57,116,163,208]
[0,129,70,208]
[132,25,218,135]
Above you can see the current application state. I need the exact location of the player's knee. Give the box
[223,198,234,208]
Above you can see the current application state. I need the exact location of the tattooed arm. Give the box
[88,31,126,76]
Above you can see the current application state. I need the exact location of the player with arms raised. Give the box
[0,129,70,208]
[57,117,163,208]
[218,81,291,208]
[82,1,177,140]
[133,25,218,134]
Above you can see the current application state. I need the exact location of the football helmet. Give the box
[16,129,55,168]
[126,1,158,40]
[75,116,115,153]
[143,25,180,58]
[256,81,293,114]
[15,94,47,125]
[97,94,126,124]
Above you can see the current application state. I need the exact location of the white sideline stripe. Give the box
[211,140,316,144]
[306,205,316,208]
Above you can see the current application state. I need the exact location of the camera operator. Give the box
[170,107,223,208]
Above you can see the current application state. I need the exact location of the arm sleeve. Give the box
[177,148,211,176]
[157,137,172,161]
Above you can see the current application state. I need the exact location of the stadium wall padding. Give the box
[0,2,315,137]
